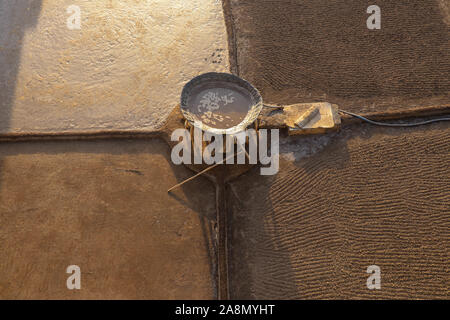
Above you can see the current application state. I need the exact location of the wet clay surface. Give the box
[228,122,450,299]
[225,0,450,113]
[0,0,229,134]
[0,139,216,299]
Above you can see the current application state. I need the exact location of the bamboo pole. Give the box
[167,150,243,192]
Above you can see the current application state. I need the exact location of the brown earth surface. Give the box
[228,122,449,299]
[224,0,450,113]
[1,0,449,300]
[0,138,216,299]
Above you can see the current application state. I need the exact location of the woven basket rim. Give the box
[180,72,263,135]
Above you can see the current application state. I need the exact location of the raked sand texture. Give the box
[225,0,450,113]
[0,0,229,134]
[228,123,450,299]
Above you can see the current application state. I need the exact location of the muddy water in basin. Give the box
[186,83,254,129]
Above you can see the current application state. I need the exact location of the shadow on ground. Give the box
[228,122,449,299]
[0,0,42,131]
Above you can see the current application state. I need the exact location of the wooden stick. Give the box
[168,151,243,193]
[236,141,251,162]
